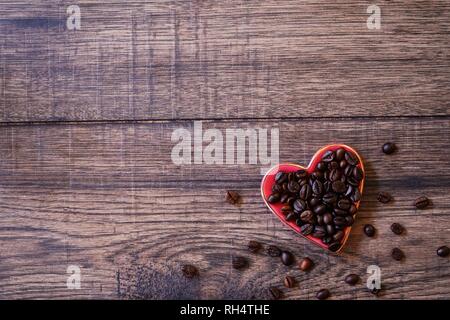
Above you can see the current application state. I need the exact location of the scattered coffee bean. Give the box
[266,148,363,251]
[382,142,396,155]
[377,192,392,204]
[284,275,295,288]
[232,256,249,269]
[299,257,313,271]
[248,240,262,253]
[281,251,295,266]
[269,287,282,300]
[266,245,282,257]
[414,196,430,209]
[437,246,450,257]
[344,274,360,285]
[390,223,404,235]
[391,248,405,261]
[226,190,241,205]
[181,264,198,278]
[316,289,330,300]
[364,224,376,237]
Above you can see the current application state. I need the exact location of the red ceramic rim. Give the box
[260,144,365,254]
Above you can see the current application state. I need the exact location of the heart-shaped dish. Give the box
[261,144,365,253]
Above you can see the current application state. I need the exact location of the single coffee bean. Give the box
[333,216,347,227]
[299,184,312,200]
[275,171,288,184]
[300,223,314,236]
[316,289,330,300]
[328,161,339,171]
[323,213,333,225]
[382,142,396,154]
[322,193,337,205]
[390,223,404,235]
[344,164,354,177]
[293,199,307,213]
[284,275,295,288]
[280,194,290,204]
[345,151,359,165]
[437,246,450,257]
[364,224,376,237]
[313,204,327,215]
[334,208,348,216]
[232,256,249,269]
[281,205,292,215]
[267,245,282,257]
[299,257,313,271]
[316,214,324,226]
[339,159,347,168]
[300,210,315,224]
[311,171,324,181]
[312,180,324,196]
[344,274,360,285]
[272,184,282,193]
[391,248,404,261]
[281,251,295,266]
[332,180,346,193]
[333,230,345,242]
[414,196,430,209]
[336,148,346,161]
[285,212,297,222]
[351,189,362,202]
[295,169,308,180]
[329,169,342,182]
[322,150,335,162]
[182,264,198,278]
[226,190,241,205]
[267,193,280,204]
[317,161,327,171]
[377,192,392,204]
[349,204,357,215]
[338,198,351,210]
[326,224,335,236]
[347,176,359,187]
[353,166,364,181]
[345,215,354,226]
[248,240,262,253]
[328,242,341,252]
[309,197,321,207]
[269,287,282,300]
[312,226,326,238]
[344,185,354,197]
[287,180,300,193]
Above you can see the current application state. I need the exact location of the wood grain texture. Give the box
[0,119,449,299]
[0,0,449,122]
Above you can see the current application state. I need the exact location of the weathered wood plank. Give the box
[0,118,449,299]
[1,0,449,122]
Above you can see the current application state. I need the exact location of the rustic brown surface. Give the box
[0,0,449,300]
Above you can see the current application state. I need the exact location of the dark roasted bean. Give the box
[390,223,404,235]
[275,172,288,184]
[336,148,346,161]
[267,193,280,204]
[300,224,314,236]
[281,251,295,266]
[312,226,326,238]
[323,213,333,225]
[437,246,450,257]
[317,162,327,171]
[316,289,330,300]
[382,142,396,155]
[285,212,297,222]
[293,199,307,213]
[338,198,351,210]
[353,166,364,181]
[364,224,376,237]
[344,274,360,285]
[326,224,335,235]
[288,180,300,193]
[313,204,327,215]
[295,170,308,180]
[299,184,312,200]
[309,197,321,207]
[345,151,359,165]
[414,196,430,209]
[391,248,404,261]
[322,150,335,162]
[300,210,315,224]
[377,192,392,204]
[332,181,346,193]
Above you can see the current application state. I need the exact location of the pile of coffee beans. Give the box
[266,148,364,252]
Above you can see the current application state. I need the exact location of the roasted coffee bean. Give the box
[344,274,360,285]
[328,161,339,171]
[336,148,346,161]
[267,245,282,257]
[351,189,361,202]
[347,177,359,187]
[323,193,337,205]
[414,196,430,209]
[377,192,392,204]
[382,142,396,154]
[272,184,282,193]
[275,171,288,184]
[182,264,199,278]
[298,178,308,187]
[390,223,404,235]
[364,224,376,237]
[344,164,354,177]
[299,184,312,200]
[324,180,332,192]
[333,216,347,227]
[333,230,345,242]
[281,251,295,266]
[226,190,241,205]
[280,194,290,204]
[311,171,324,181]
[328,242,341,252]
[300,210,315,224]
[312,180,324,196]
[295,218,304,227]
[317,161,327,171]
[299,257,313,271]
[339,159,347,168]
[295,169,308,180]
[288,180,300,193]
[323,213,333,225]
[248,240,262,253]
[332,181,346,193]
[325,224,336,236]
[267,193,280,204]
[334,208,348,216]
[284,276,296,288]
[287,197,296,205]
[391,248,404,261]
[437,246,450,257]
[300,224,314,236]
[345,151,359,166]
[322,150,335,162]
[338,198,351,210]
[285,212,297,222]
[316,289,330,300]
[288,172,295,182]
[353,166,364,181]
[349,204,357,215]
[330,169,342,182]
[309,197,321,207]
[345,215,354,226]
[316,214,324,226]
[269,287,282,300]
[313,204,327,215]
[293,199,307,213]
[232,256,249,269]
[281,205,292,215]
[312,226,326,238]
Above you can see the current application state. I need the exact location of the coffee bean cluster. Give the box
[267,148,364,252]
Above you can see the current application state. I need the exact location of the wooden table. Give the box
[0,0,449,299]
